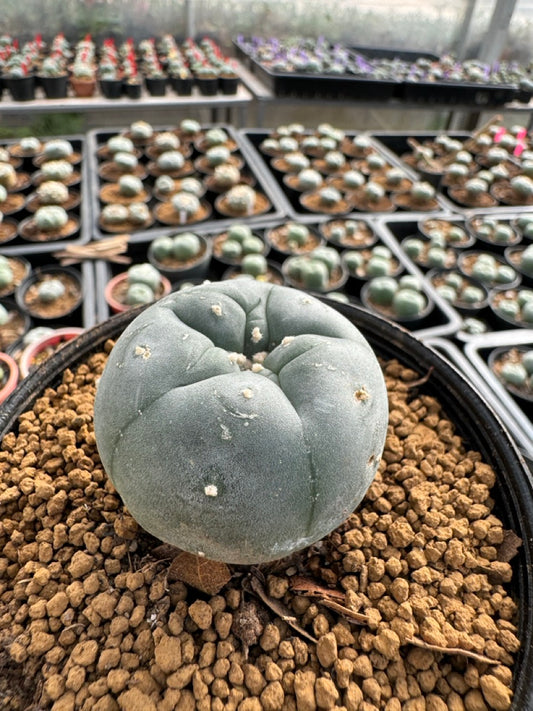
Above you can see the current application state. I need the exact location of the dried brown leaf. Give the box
[290,575,346,601]
[168,552,231,595]
[497,530,522,563]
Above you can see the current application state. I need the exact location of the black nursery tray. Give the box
[239,129,451,220]
[248,59,400,101]
[87,124,287,243]
[0,134,90,255]
[463,330,533,459]
[400,78,517,107]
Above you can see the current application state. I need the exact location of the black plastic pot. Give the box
[196,76,219,96]
[0,301,532,711]
[5,74,35,101]
[38,74,69,99]
[144,76,167,96]
[124,82,142,99]
[99,78,123,100]
[170,76,193,96]
[15,264,85,328]
[219,75,239,95]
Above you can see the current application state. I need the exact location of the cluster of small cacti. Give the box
[460,252,517,287]
[495,349,533,391]
[151,232,203,263]
[402,232,456,270]
[343,245,398,278]
[492,287,533,325]
[365,274,428,319]
[125,263,164,305]
[101,202,150,226]
[432,271,486,307]
[284,245,342,290]
[218,224,264,261]
[470,217,517,245]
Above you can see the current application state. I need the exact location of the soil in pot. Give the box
[447,186,499,208]
[0,219,18,245]
[265,223,323,257]
[489,286,533,328]
[391,192,440,212]
[98,183,151,206]
[489,345,533,403]
[300,190,353,215]
[490,181,533,207]
[0,256,31,298]
[0,299,29,351]
[0,192,25,216]
[215,191,271,219]
[154,199,212,227]
[25,190,81,214]
[16,268,83,323]
[222,260,285,284]
[419,219,474,248]
[18,214,79,243]
[320,218,376,250]
[97,162,147,183]
[345,187,394,213]
[0,333,523,711]
[194,154,243,176]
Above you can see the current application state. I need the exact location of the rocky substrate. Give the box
[0,343,520,711]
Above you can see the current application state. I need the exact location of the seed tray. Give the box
[239,129,452,220]
[0,134,90,255]
[400,79,517,107]
[463,330,533,459]
[235,46,400,101]
[86,124,288,244]
[378,214,529,339]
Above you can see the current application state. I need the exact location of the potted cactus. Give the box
[104,262,172,314]
[36,55,68,99]
[211,223,268,274]
[282,245,348,293]
[361,274,434,326]
[15,266,84,326]
[18,205,79,243]
[148,231,212,283]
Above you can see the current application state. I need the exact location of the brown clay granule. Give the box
[0,343,520,710]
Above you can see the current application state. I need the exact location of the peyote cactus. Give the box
[34,205,69,232]
[118,174,143,197]
[128,203,151,225]
[37,278,65,303]
[114,152,139,173]
[0,163,17,190]
[101,203,129,225]
[224,185,257,214]
[36,180,69,205]
[155,175,176,196]
[41,160,74,182]
[204,127,229,147]
[296,168,323,191]
[0,258,14,289]
[106,135,135,155]
[94,280,388,563]
[130,120,154,141]
[212,164,241,189]
[283,152,310,172]
[154,132,180,153]
[181,177,204,197]
[205,146,231,167]
[157,150,185,172]
[170,190,200,216]
[42,139,73,161]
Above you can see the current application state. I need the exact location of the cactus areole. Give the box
[94,281,388,564]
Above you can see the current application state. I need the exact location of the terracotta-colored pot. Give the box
[0,351,19,402]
